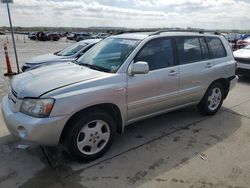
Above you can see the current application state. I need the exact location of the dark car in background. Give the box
[46,33,61,41]
[75,33,92,41]
[66,32,93,41]
[28,32,60,41]
[28,32,37,40]
[66,33,76,40]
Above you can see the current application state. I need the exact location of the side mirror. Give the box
[129,61,149,76]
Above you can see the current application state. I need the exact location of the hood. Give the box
[12,62,108,98]
[27,53,73,64]
[234,49,250,59]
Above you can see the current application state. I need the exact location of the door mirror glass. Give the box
[129,61,149,75]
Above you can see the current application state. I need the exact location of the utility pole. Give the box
[1,0,20,73]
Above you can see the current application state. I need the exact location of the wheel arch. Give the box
[59,103,123,144]
[209,78,230,99]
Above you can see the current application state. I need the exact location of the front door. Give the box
[127,38,179,122]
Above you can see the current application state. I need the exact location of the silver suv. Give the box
[2,31,238,161]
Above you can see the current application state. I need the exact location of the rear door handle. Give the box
[206,63,214,68]
[168,70,178,76]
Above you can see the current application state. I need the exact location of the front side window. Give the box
[77,38,140,73]
[206,37,227,59]
[134,38,174,71]
[176,37,203,64]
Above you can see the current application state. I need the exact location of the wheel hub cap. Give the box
[208,87,222,111]
[77,120,110,155]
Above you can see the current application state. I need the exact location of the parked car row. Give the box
[66,32,110,41]
[26,31,110,42]
[2,30,238,161]
[28,32,61,41]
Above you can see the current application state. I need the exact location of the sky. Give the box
[0,0,250,29]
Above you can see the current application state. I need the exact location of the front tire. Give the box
[64,110,115,161]
[198,82,225,115]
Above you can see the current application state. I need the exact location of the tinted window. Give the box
[176,37,203,64]
[206,37,226,59]
[135,38,174,71]
[200,37,210,60]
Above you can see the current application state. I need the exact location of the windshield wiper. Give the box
[81,63,110,72]
[72,60,79,64]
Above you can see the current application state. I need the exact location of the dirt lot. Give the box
[0,34,250,188]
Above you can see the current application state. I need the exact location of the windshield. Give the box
[77,38,140,73]
[57,42,87,56]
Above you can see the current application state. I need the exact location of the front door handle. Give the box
[168,70,178,76]
[206,63,214,68]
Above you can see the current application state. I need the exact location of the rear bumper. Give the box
[229,75,238,90]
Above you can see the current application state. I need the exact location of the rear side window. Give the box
[206,37,227,59]
[135,38,174,71]
[199,37,210,60]
[176,37,203,64]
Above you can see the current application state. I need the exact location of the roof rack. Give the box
[149,29,221,36]
[114,30,155,35]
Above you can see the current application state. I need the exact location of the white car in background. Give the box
[97,33,110,39]
[21,39,101,72]
[234,44,250,77]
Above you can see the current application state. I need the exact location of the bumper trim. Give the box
[229,75,238,90]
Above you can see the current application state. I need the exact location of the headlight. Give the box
[20,98,55,118]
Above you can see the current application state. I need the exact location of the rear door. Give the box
[176,36,216,104]
[127,37,180,122]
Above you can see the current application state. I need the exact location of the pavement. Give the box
[0,35,250,188]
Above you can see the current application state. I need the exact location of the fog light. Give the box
[17,126,28,138]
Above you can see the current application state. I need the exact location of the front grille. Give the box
[235,58,250,64]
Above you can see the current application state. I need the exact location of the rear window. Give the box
[206,37,227,59]
[176,37,203,64]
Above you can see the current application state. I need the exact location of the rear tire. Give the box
[198,82,225,115]
[64,110,115,162]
